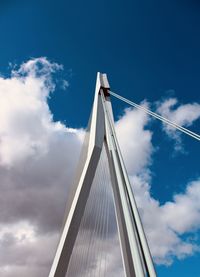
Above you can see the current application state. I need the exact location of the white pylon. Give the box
[49,73,156,277]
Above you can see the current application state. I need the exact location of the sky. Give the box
[0,0,200,276]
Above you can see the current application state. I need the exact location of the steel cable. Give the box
[109,90,200,141]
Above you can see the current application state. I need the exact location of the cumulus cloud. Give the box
[0,57,84,276]
[129,175,200,265]
[116,107,200,265]
[0,58,200,276]
[0,222,59,277]
[156,98,200,151]
[115,105,153,175]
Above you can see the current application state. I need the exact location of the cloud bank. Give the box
[0,58,199,276]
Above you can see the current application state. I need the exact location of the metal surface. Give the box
[49,73,106,277]
[102,91,145,277]
[101,90,156,277]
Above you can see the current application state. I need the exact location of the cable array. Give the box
[66,144,124,277]
[109,90,200,141]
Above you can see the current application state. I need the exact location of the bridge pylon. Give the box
[49,73,156,277]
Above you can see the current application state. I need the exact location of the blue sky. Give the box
[0,1,200,276]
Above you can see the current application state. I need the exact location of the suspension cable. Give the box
[109,90,200,141]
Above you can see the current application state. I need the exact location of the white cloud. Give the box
[0,222,59,277]
[0,58,84,276]
[0,57,75,167]
[129,175,200,265]
[156,98,200,151]
[162,179,200,234]
[115,105,153,175]
[0,58,200,276]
